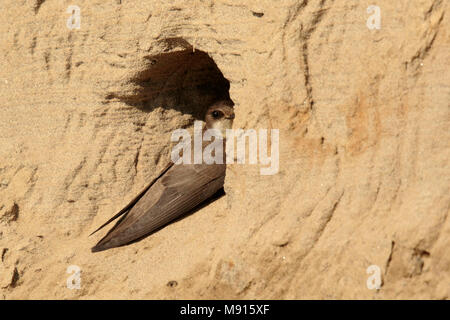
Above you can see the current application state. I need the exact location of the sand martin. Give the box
[91,100,235,252]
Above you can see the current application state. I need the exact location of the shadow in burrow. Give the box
[104,37,233,121]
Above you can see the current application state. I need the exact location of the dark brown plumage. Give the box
[91,100,234,252]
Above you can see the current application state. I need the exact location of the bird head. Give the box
[204,101,235,134]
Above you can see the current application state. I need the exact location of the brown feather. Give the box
[91,101,233,252]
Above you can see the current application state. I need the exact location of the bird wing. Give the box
[91,162,225,252]
[89,161,173,237]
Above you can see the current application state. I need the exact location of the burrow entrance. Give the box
[107,38,232,121]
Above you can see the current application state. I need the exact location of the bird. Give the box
[90,100,235,252]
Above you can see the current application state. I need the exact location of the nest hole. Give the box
[108,38,232,121]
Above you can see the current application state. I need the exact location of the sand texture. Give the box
[0,0,449,299]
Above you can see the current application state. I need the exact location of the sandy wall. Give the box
[0,0,449,299]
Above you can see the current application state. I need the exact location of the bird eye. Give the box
[211,110,222,119]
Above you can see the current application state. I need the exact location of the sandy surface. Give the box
[0,0,449,299]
